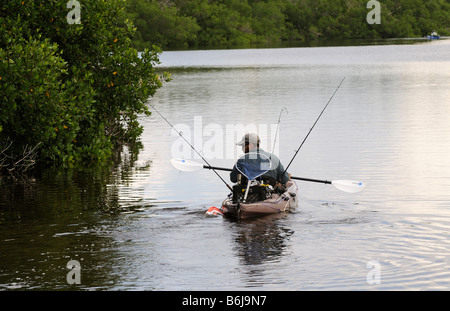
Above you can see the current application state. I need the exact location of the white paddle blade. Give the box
[331,180,366,193]
[170,158,203,172]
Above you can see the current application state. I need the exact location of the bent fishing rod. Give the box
[271,107,288,156]
[149,103,233,191]
[281,77,346,177]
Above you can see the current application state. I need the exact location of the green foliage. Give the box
[126,0,450,49]
[126,0,200,50]
[0,0,169,175]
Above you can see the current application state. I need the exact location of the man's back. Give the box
[230,148,289,185]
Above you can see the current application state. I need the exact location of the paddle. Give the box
[170,158,366,194]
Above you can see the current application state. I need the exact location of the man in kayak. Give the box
[230,133,290,186]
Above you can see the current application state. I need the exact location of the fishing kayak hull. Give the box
[221,181,298,219]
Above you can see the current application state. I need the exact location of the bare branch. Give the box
[1,140,41,178]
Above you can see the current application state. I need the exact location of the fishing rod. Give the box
[149,103,233,191]
[281,77,346,177]
[271,107,288,156]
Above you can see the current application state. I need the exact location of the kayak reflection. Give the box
[227,213,294,266]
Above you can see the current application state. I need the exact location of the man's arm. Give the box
[230,165,238,183]
[277,162,290,184]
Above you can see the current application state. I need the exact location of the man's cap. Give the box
[236,133,260,146]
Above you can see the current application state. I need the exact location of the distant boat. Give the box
[427,32,440,39]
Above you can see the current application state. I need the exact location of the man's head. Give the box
[236,133,260,153]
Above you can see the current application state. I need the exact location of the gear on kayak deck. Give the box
[232,183,271,204]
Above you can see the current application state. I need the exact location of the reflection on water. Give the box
[0,147,149,290]
[2,40,450,290]
[229,214,293,266]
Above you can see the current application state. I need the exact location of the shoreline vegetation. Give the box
[1,0,449,178]
[126,0,449,51]
[0,0,170,179]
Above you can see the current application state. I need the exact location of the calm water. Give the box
[1,39,450,290]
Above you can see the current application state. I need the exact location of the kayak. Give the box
[427,35,440,39]
[220,180,298,219]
